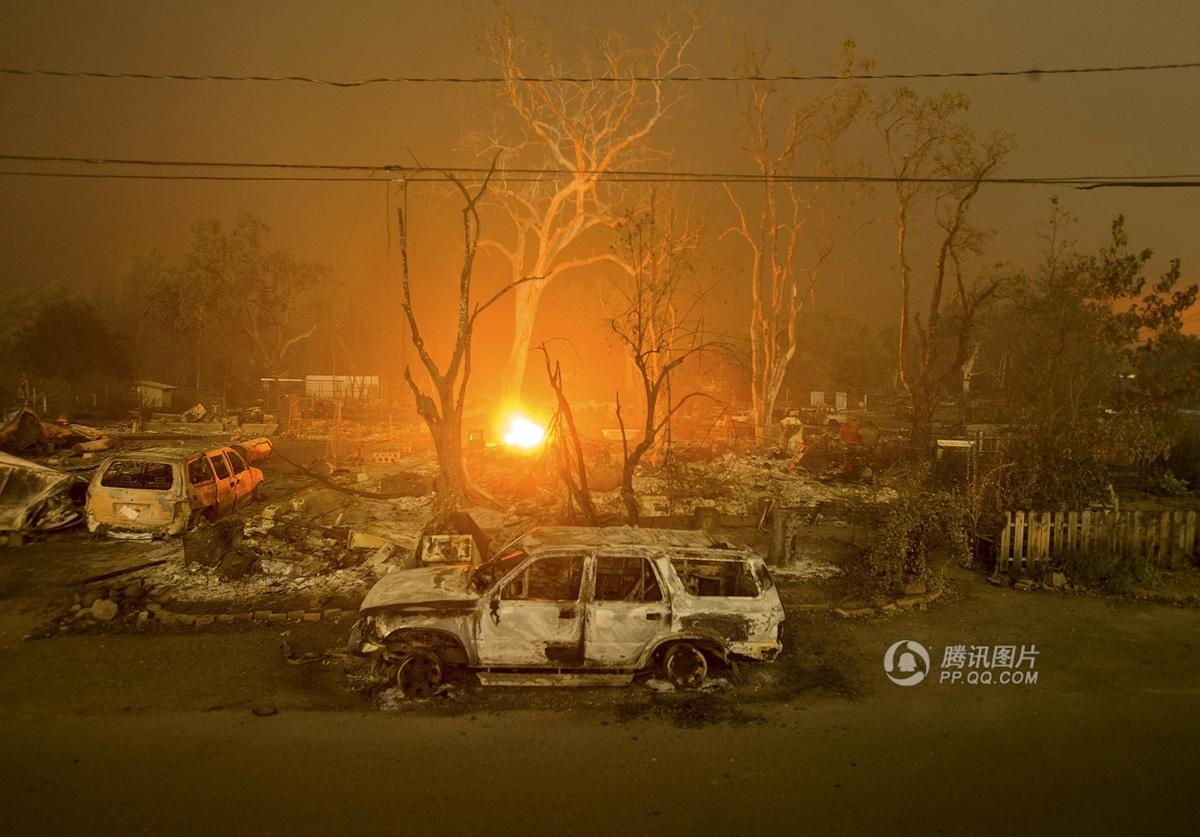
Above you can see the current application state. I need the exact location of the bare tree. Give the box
[396,162,530,517]
[536,342,597,524]
[723,43,868,446]
[479,2,704,399]
[608,196,715,524]
[872,87,1016,451]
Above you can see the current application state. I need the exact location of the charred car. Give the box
[349,526,785,697]
[86,445,264,539]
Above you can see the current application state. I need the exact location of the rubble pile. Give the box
[32,574,170,637]
[69,577,153,623]
[176,484,436,587]
[0,407,118,457]
[597,454,897,519]
[453,442,896,530]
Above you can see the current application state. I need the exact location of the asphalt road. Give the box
[2,567,1198,836]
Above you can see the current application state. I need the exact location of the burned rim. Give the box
[395,650,443,699]
[662,642,708,689]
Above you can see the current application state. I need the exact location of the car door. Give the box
[585,553,670,667]
[224,447,255,503]
[186,456,218,519]
[206,451,237,516]
[475,553,587,667]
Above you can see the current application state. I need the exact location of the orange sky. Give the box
[1,0,1197,400]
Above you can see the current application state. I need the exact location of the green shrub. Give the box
[1055,549,1157,594]
[848,467,971,595]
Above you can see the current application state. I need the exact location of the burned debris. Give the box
[0,452,84,536]
[0,407,116,458]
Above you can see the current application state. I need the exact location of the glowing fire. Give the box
[502,415,546,449]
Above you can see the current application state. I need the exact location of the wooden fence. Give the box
[995,509,1199,574]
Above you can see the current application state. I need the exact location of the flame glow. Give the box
[502,415,546,449]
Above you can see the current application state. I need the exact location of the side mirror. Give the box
[489,596,501,625]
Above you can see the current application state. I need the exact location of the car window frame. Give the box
[496,552,587,603]
[225,448,248,475]
[668,556,762,598]
[208,451,232,481]
[592,553,665,603]
[187,456,215,486]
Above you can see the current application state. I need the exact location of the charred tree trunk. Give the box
[407,379,468,518]
[396,157,527,521]
[615,389,657,526]
[909,389,935,457]
[539,346,596,523]
[616,393,637,524]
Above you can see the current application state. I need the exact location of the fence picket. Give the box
[1014,511,1027,571]
[1036,512,1052,570]
[999,511,1013,570]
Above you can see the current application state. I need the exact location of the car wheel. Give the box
[396,650,443,699]
[662,642,708,690]
[251,484,263,503]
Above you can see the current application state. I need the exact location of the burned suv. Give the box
[349,526,785,697]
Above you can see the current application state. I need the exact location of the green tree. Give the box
[782,307,893,403]
[977,201,1198,506]
[10,294,130,388]
[154,212,326,401]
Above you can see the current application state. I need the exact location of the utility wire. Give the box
[2,61,1199,87]
[3,169,1199,188]
[3,152,1198,184]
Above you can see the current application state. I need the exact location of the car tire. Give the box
[662,642,708,690]
[396,650,444,699]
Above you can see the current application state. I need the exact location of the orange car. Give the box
[85,444,264,539]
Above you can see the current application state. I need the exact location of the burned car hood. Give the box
[359,565,478,612]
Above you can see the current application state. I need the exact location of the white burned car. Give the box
[349,526,785,697]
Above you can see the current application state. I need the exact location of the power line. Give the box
[4,152,1199,184]
[2,61,1199,87]
[3,168,1199,189]
[0,170,389,182]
